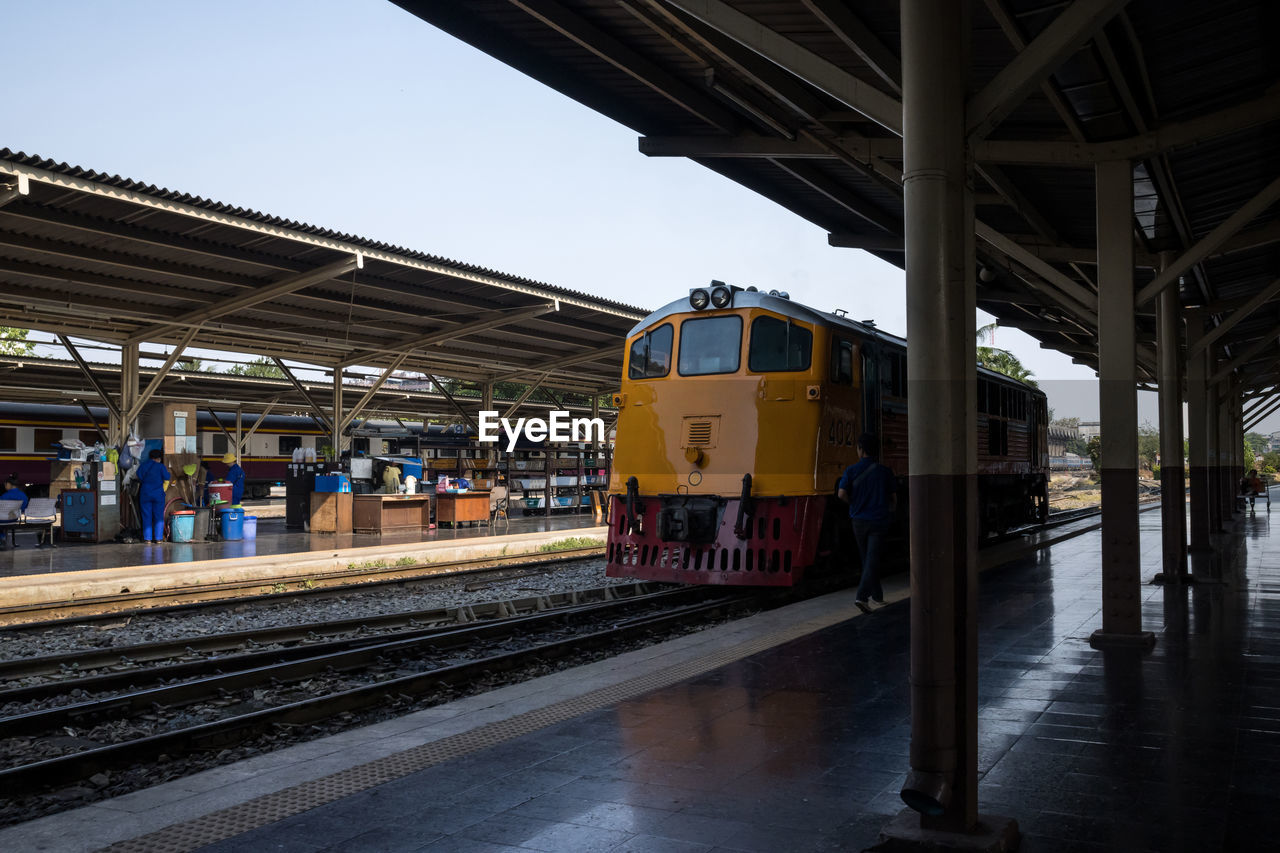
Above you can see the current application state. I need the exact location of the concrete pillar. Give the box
[1220,382,1238,519]
[1186,313,1211,551]
[897,0,989,835]
[1207,378,1223,531]
[1090,160,1152,650]
[1156,282,1187,581]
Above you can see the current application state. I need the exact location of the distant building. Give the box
[1079,421,1101,440]
[1047,425,1075,457]
[1269,431,1280,453]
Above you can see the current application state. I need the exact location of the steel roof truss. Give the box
[1211,321,1280,386]
[1190,276,1280,359]
[125,254,363,345]
[338,302,559,368]
[127,326,198,423]
[510,0,741,131]
[966,0,1132,142]
[1136,175,1280,306]
[663,0,902,134]
[425,374,479,434]
[271,357,335,436]
[56,335,122,422]
[800,0,902,95]
[338,352,412,433]
[496,342,621,383]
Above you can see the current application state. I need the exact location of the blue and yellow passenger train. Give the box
[605,283,1050,586]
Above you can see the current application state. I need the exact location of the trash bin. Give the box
[220,508,244,541]
[243,515,257,540]
[171,511,195,543]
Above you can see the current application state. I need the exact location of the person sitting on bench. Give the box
[1242,469,1265,509]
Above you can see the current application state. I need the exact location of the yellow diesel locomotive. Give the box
[605,283,1050,586]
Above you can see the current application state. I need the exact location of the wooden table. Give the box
[310,492,353,534]
[352,494,433,534]
[436,491,490,527]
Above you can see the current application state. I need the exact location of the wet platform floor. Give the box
[0,512,601,578]
[5,506,1278,853]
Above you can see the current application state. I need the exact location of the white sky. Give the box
[6,0,1273,434]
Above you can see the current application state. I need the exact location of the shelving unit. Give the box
[508,446,609,514]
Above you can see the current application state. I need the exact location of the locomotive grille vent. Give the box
[682,416,719,448]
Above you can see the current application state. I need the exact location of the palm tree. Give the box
[975,321,1037,386]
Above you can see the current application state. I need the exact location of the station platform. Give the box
[0,512,601,579]
[2,507,1277,853]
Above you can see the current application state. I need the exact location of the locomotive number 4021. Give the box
[827,418,857,447]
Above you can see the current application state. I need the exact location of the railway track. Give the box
[0,583,761,794]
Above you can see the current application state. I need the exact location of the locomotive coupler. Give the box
[625,476,642,534]
[732,473,754,539]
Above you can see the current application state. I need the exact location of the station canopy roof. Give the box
[0,148,648,413]
[397,0,1280,393]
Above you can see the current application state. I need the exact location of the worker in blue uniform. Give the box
[1,477,29,549]
[1,477,29,511]
[136,449,171,544]
[222,452,245,505]
[837,433,897,613]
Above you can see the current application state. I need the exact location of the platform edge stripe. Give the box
[95,600,862,853]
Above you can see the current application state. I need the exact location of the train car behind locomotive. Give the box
[605,284,1049,587]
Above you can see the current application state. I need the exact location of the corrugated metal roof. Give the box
[0,147,652,404]
[394,0,1280,390]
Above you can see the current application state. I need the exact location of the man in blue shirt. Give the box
[1,477,29,511]
[222,452,245,506]
[136,449,171,544]
[837,433,897,612]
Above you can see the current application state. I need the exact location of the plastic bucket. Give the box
[243,516,257,539]
[220,508,244,541]
[193,507,211,541]
[207,483,232,506]
[171,511,195,543]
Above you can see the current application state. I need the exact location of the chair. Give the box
[0,499,21,548]
[22,498,58,547]
[489,485,510,532]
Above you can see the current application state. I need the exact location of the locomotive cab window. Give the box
[831,339,854,384]
[748,315,812,372]
[628,323,673,380]
[678,315,742,376]
[0,427,14,452]
[211,433,228,455]
[278,435,302,455]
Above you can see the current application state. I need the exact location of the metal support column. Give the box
[1186,313,1211,552]
[332,368,345,455]
[896,3,1006,844]
[1155,278,1187,581]
[1090,159,1153,650]
[118,342,140,446]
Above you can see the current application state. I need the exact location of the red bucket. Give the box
[207,482,232,505]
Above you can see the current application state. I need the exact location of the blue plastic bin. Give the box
[243,515,257,539]
[220,508,245,541]
[171,511,195,542]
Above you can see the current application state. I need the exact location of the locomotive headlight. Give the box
[709,285,732,308]
[689,288,710,310]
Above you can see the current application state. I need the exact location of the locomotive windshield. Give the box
[628,323,673,379]
[678,315,742,376]
[748,315,812,372]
